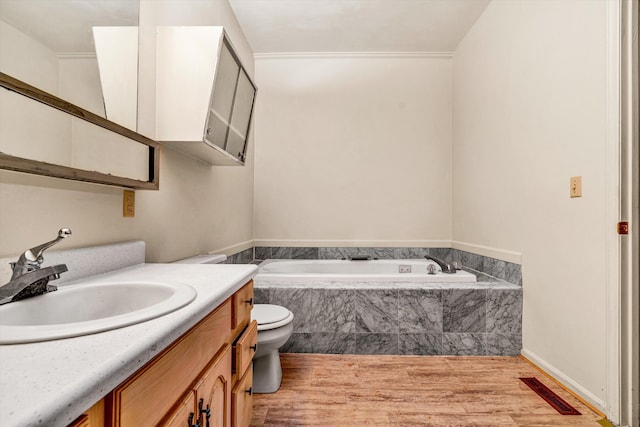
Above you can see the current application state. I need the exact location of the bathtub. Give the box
[255,259,476,283]
[253,258,522,356]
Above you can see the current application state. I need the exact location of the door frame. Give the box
[609,1,639,425]
[619,1,639,426]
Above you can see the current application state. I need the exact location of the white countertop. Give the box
[0,262,257,427]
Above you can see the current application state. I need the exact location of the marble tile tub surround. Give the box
[222,247,255,265]
[247,246,522,285]
[246,246,523,356]
[253,286,522,356]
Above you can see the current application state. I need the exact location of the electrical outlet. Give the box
[123,190,135,217]
[570,176,582,198]
[399,265,412,273]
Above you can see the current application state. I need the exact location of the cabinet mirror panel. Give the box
[0,0,158,189]
[0,0,138,129]
[204,37,256,164]
[226,69,255,159]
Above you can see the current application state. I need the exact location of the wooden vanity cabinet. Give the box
[83,280,256,427]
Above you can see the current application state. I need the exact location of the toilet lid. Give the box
[252,304,293,330]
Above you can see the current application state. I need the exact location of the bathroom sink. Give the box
[0,281,197,344]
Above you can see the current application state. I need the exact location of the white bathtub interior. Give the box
[256,259,476,283]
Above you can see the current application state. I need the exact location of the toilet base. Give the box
[252,351,282,393]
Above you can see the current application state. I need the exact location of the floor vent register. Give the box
[519,377,581,415]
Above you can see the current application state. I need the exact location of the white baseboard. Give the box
[521,347,606,413]
[252,239,452,248]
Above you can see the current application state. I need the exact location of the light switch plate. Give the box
[570,176,582,198]
[123,190,135,217]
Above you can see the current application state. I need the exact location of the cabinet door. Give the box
[231,367,253,427]
[195,345,232,427]
[68,399,105,427]
[161,390,197,427]
[206,41,239,150]
[203,36,256,164]
[68,415,90,427]
[225,69,255,161]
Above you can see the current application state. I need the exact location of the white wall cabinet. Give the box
[156,27,256,165]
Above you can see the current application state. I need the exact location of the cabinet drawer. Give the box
[111,300,231,427]
[231,367,253,427]
[234,320,257,377]
[232,281,253,332]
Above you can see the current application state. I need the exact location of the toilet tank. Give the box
[172,254,227,264]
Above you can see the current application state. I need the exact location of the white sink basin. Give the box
[0,281,197,344]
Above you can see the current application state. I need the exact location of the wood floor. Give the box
[250,353,604,427]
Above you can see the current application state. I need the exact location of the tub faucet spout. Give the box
[424,255,457,274]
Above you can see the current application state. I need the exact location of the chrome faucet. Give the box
[424,255,457,274]
[0,228,71,305]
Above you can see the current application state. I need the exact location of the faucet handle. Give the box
[26,228,72,264]
[10,228,71,279]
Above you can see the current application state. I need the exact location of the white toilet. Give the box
[251,304,294,393]
[172,254,294,393]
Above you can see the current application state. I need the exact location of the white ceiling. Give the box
[1,0,490,55]
[0,0,138,53]
[228,0,491,54]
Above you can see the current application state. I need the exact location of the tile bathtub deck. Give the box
[250,354,603,426]
[255,284,522,356]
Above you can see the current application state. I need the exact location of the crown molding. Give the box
[254,51,453,60]
[56,52,97,59]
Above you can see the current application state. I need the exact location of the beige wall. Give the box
[0,0,255,262]
[253,55,452,246]
[0,20,58,94]
[452,0,610,409]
